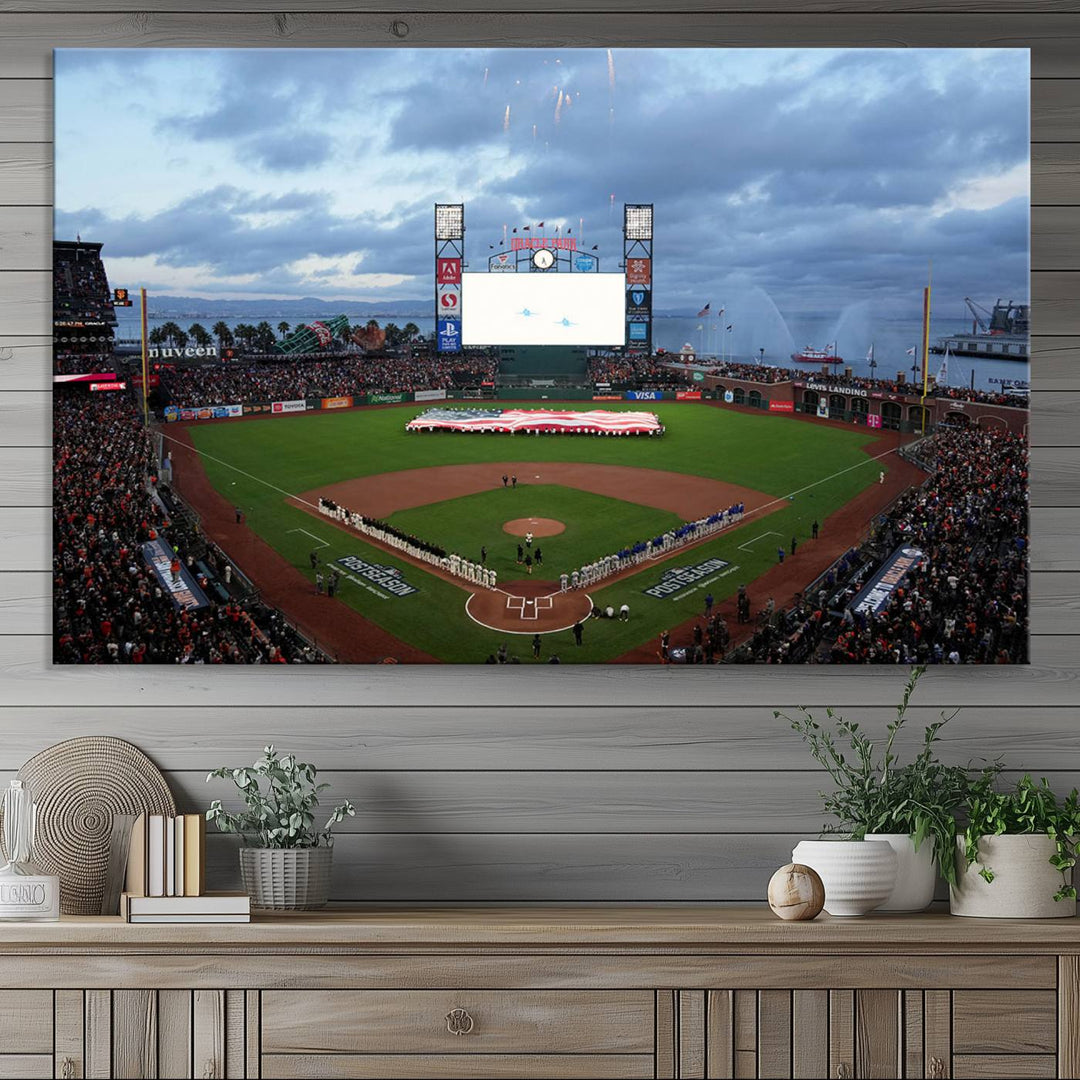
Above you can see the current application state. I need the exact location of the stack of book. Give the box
[120,813,250,923]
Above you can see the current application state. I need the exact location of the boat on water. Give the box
[791,343,843,365]
[930,298,1029,362]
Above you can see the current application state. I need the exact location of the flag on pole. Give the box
[726,324,733,331]
[696,324,704,331]
[537,221,544,227]
[866,345,874,362]
[696,303,711,317]
[905,347,917,356]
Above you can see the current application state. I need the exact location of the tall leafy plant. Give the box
[776,666,992,885]
[206,745,355,849]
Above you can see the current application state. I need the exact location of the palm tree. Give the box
[188,323,213,348]
[384,323,402,347]
[337,319,352,345]
[232,323,252,349]
[160,321,184,347]
[148,326,167,347]
[212,321,234,350]
[403,322,420,342]
[277,321,291,339]
[365,319,380,331]
[255,321,276,352]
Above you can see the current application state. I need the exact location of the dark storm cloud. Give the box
[62,48,1029,310]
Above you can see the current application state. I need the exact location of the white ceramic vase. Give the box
[791,839,898,917]
[949,834,1077,919]
[864,833,937,912]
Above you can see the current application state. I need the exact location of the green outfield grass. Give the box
[185,402,887,662]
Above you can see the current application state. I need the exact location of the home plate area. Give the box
[465,580,593,635]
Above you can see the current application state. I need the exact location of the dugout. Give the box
[498,345,588,382]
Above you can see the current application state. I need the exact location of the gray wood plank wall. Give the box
[1,4,1076,903]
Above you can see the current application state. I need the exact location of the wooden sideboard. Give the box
[1,907,1078,1079]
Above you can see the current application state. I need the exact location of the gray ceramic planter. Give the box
[950,834,1076,918]
[239,846,332,910]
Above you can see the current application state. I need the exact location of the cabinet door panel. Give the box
[953,990,1057,1054]
[855,989,900,1079]
[791,990,827,1080]
[758,990,791,1079]
[113,990,157,1079]
[0,991,51,1053]
[0,1055,51,1078]
[54,990,84,1080]
[84,991,111,1080]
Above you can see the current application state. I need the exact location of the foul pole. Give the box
[140,287,149,425]
[920,262,932,435]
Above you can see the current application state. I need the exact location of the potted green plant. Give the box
[779,667,982,913]
[951,773,1080,919]
[206,746,355,910]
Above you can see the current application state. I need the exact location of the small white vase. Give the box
[791,839,898,917]
[949,834,1077,919]
[865,833,937,912]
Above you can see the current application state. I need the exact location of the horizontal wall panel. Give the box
[0,508,47,569]
[0,338,50,392]
[1,633,1079,706]
[0,447,48,503]
[0,705,1078,771]
[1033,144,1080,206]
[1034,337,1080,391]
[167,767,1080,833]
[202,831,813,902]
[0,142,49,204]
[0,1,1075,17]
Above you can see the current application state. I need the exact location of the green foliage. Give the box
[206,745,355,849]
[776,666,989,886]
[960,773,1080,902]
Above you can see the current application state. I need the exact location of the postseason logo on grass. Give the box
[643,558,732,599]
[337,556,418,597]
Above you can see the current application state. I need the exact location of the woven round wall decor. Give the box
[16,736,175,914]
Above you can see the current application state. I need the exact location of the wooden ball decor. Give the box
[767,863,826,921]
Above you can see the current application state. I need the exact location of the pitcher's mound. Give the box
[503,517,566,537]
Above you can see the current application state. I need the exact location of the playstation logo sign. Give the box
[437,318,461,353]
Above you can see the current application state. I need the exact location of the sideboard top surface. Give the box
[4,907,1079,953]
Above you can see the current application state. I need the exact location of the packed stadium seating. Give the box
[727,426,1029,664]
[53,386,326,664]
[162,353,498,408]
[53,240,117,353]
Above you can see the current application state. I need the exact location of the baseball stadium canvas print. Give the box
[52,47,1030,665]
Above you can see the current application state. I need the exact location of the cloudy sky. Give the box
[55,47,1029,317]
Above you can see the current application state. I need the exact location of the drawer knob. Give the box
[446,1007,475,1036]
[928,1057,947,1079]
[60,1058,77,1080]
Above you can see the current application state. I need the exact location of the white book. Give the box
[165,817,175,897]
[147,815,165,897]
[129,914,250,924]
[126,893,250,916]
[174,816,185,897]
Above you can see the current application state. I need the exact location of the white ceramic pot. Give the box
[949,834,1076,919]
[791,839,898,917]
[864,833,937,912]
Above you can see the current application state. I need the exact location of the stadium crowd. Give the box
[697,361,1028,408]
[53,245,115,324]
[53,387,325,664]
[728,426,1029,664]
[587,353,687,388]
[162,353,498,407]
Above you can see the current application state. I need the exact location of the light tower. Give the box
[622,203,653,354]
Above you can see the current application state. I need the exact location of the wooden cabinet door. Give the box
[53,989,252,1080]
[697,986,1058,1079]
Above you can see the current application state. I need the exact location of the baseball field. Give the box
[170,401,902,663]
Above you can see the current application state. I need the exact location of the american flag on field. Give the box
[406,408,663,435]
